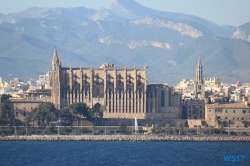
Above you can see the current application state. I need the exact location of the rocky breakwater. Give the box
[1,135,250,142]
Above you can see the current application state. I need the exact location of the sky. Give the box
[0,0,250,26]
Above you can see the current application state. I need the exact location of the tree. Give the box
[184,120,189,127]
[117,120,127,134]
[165,123,171,135]
[176,122,184,135]
[30,102,57,126]
[99,105,107,126]
[218,125,224,134]
[1,94,12,102]
[61,103,90,125]
[201,120,206,127]
[207,97,212,104]
[0,102,11,125]
[91,108,100,125]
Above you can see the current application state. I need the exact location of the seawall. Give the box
[1,135,250,142]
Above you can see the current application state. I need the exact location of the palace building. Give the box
[51,48,182,119]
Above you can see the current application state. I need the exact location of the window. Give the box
[233,118,235,120]
[189,110,191,114]
[96,88,100,97]
[242,110,246,113]
[16,112,18,116]
[200,106,202,109]
[161,90,165,106]
[242,118,244,120]
[16,107,18,110]
[249,110,250,113]
[200,115,202,118]
[200,111,202,114]
[189,106,191,109]
[84,73,87,84]
[23,111,26,116]
[128,73,132,85]
[31,107,33,110]
[209,118,211,120]
[225,117,228,119]
[237,118,239,120]
[95,73,99,85]
[137,73,141,86]
[118,73,122,85]
[23,107,26,111]
[209,110,211,112]
[233,110,235,113]
[225,110,227,113]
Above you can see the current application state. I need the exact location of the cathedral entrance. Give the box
[93,103,103,118]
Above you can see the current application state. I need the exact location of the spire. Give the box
[197,56,201,66]
[53,47,59,62]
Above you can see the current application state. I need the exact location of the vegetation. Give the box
[30,102,57,126]
[0,102,11,125]
[116,120,128,134]
[60,102,91,125]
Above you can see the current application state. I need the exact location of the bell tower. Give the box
[51,47,62,109]
[194,57,205,99]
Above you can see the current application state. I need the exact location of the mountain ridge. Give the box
[0,0,249,84]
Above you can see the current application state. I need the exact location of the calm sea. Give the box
[0,141,249,166]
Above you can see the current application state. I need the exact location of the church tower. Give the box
[194,57,205,99]
[51,48,61,109]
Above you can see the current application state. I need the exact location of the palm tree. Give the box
[99,105,107,126]
[218,125,224,135]
[165,123,171,135]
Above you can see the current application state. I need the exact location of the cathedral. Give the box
[51,48,182,119]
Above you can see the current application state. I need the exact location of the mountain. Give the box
[0,0,249,84]
[109,0,236,37]
[232,22,250,42]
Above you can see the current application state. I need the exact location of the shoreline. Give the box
[1,135,250,142]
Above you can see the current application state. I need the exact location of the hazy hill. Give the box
[232,22,250,42]
[0,0,249,84]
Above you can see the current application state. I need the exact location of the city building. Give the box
[205,102,250,127]
[51,48,182,119]
[186,99,205,119]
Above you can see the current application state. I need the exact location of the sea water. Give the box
[0,141,249,166]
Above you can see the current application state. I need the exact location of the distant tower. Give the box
[51,47,61,109]
[194,57,205,99]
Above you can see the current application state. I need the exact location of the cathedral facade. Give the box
[51,49,182,119]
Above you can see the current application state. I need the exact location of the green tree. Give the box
[91,108,100,125]
[30,102,57,126]
[165,123,171,135]
[201,120,206,127]
[116,120,127,134]
[176,122,184,135]
[61,103,90,125]
[1,94,12,102]
[184,120,189,127]
[207,97,212,104]
[0,102,11,125]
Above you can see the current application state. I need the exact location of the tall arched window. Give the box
[96,73,99,85]
[74,73,77,85]
[118,73,121,85]
[161,90,165,106]
[128,73,132,85]
[64,73,68,84]
[107,73,111,85]
[137,73,141,86]
[96,88,100,97]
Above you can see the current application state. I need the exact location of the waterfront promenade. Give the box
[1,135,250,142]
